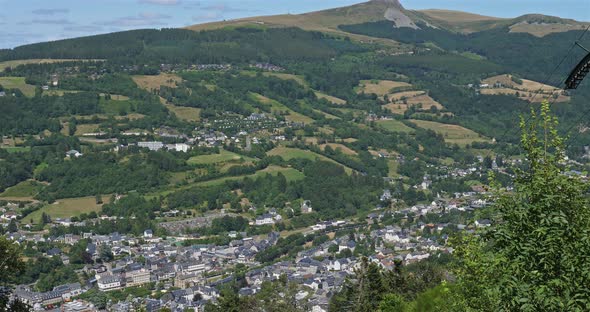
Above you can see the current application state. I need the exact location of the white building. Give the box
[137,141,164,151]
[255,214,281,226]
[97,274,122,291]
[66,150,83,158]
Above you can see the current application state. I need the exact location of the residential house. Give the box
[301,200,313,214]
[255,214,281,226]
[144,229,153,238]
[66,150,83,158]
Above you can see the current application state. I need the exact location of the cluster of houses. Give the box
[147,62,287,74]
[252,63,285,72]
[3,189,498,312]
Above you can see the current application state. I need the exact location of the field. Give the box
[196,166,304,187]
[99,98,134,114]
[479,88,570,103]
[387,91,426,101]
[509,22,589,37]
[0,77,36,97]
[410,119,490,146]
[388,159,399,178]
[133,73,182,91]
[23,196,110,224]
[164,103,201,122]
[0,146,31,153]
[384,91,445,114]
[263,72,308,88]
[357,80,412,96]
[188,150,252,165]
[319,143,358,156]
[480,74,569,102]
[0,59,100,71]
[252,93,314,123]
[314,91,346,105]
[267,147,353,173]
[0,181,45,198]
[481,75,570,102]
[483,74,557,91]
[376,120,415,133]
[75,124,101,136]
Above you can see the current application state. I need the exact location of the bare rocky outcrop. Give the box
[380,0,420,29]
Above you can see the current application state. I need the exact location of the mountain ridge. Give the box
[186,0,589,38]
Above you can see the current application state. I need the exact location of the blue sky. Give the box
[1,0,589,49]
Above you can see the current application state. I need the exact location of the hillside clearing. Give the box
[479,88,570,103]
[314,91,346,105]
[164,102,201,122]
[319,143,358,156]
[357,80,412,96]
[263,72,308,87]
[133,73,182,91]
[197,166,304,187]
[23,196,110,224]
[188,150,253,165]
[383,90,446,114]
[480,74,569,102]
[0,181,45,198]
[267,147,353,173]
[252,93,314,123]
[509,22,589,37]
[0,59,102,71]
[376,120,415,133]
[0,77,36,97]
[75,124,101,136]
[387,91,426,101]
[409,119,490,146]
[0,146,31,153]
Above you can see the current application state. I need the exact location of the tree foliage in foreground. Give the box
[0,237,31,312]
[453,101,590,311]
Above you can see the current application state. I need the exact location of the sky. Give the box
[1,0,589,49]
